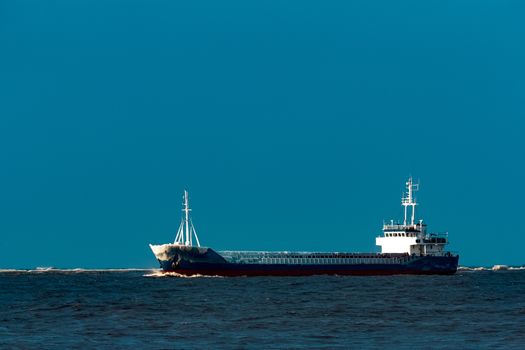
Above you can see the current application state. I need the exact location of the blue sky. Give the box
[1,0,524,268]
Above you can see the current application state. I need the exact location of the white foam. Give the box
[35,266,55,271]
[490,265,525,271]
[458,265,525,272]
[143,270,223,278]
[458,266,489,271]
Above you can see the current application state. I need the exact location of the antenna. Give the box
[401,177,419,226]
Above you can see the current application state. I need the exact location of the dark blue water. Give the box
[1,269,524,349]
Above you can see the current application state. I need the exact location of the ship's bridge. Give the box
[375,178,450,257]
[376,222,448,256]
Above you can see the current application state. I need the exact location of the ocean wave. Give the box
[0,268,152,274]
[61,268,152,273]
[490,265,525,271]
[458,266,490,271]
[36,266,55,271]
[458,265,525,272]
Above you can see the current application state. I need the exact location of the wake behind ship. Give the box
[149,178,459,276]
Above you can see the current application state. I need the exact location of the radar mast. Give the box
[401,177,419,226]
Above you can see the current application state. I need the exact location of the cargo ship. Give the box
[149,178,459,276]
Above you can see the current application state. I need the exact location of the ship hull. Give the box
[162,263,458,277]
[150,244,459,277]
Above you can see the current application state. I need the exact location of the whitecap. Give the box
[458,265,525,272]
[458,266,489,271]
[143,270,223,278]
[508,266,525,270]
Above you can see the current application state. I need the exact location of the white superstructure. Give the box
[376,177,449,256]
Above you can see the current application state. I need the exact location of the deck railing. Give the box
[219,252,415,265]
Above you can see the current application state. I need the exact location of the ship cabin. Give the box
[375,177,450,257]
[376,221,449,256]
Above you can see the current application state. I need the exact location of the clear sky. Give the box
[1,1,524,268]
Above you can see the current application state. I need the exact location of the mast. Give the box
[174,190,201,247]
[184,190,190,245]
[401,177,419,226]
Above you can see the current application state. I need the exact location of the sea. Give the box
[1,268,524,349]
